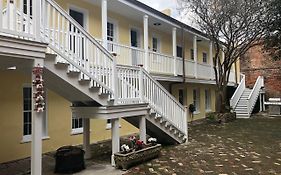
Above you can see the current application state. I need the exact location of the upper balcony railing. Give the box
[105,41,236,83]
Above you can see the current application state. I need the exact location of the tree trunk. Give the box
[215,85,228,113]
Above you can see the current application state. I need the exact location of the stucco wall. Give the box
[0,70,138,163]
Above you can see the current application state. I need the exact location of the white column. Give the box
[259,93,262,112]
[139,116,146,144]
[31,59,44,175]
[209,42,213,67]
[111,118,120,166]
[83,118,91,159]
[143,15,149,71]
[193,36,198,78]
[172,27,177,76]
[102,0,107,48]
[33,0,41,40]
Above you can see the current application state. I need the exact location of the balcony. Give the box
[106,41,236,83]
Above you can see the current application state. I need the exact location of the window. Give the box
[22,86,48,142]
[193,89,200,112]
[106,119,111,129]
[23,0,32,16]
[177,46,183,58]
[205,89,211,110]
[107,22,115,42]
[191,49,194,60]
[69,9,85,58]
[72,117,83,134]
[152,37,159,52]
[23,87,32,138]
[179,89,184,105]
[203,52,208,63]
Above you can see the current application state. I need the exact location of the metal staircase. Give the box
[0,0,187,143]
[230,75,264,118]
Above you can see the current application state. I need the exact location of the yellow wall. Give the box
[171,83,216,121]
[0,70,138,163]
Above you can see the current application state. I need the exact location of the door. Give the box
[69,9,85,62]
[130,29,139,65]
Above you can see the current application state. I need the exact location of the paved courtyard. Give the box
[0,113,280,175]
[125,114,281,175]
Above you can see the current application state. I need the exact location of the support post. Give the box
[31,59,44,175]
[143,15,149,71]
[83,118,91,159]
[139,67,144,102]
[102,0,108,48]
[111,118,120,166]
[172,27,177,76]
[34,0,41,41]
[209,41,213,67]
[139,116,146,144]
[193,36,198,78]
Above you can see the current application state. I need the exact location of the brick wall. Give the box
[241,44,281,98]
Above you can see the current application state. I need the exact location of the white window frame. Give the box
[151,34,161,53]
[205,89,211,111]
[129,26,142,48]
[22,85,49,143]
[71,114,83,135]
[68,4,89,30]
[107,18,118,42]
[203,52,208,63]
[193,89,200,113]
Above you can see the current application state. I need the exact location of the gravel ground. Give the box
[124,114,281,175]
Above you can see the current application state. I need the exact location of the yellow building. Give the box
[0,0,241,174]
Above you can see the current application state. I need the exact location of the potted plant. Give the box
[114,137,161,170]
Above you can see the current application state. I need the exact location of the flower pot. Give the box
[114,144,161,170]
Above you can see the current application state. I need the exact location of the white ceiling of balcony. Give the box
[85,0,208,44]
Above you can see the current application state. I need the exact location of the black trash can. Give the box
[54,146,85,174]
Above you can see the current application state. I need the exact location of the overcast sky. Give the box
[138,0,180,18]
[138,0,198,29]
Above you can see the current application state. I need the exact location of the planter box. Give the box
[114,144,161,170]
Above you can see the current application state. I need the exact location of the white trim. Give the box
[129,26,142,48]
[107,17,119,43]
[67,4,89,31]
[71,127,83,135]
[21,136,50,144]
[151,33,161,52]
[22,85,48,141]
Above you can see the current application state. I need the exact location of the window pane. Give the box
[179,89,184,105]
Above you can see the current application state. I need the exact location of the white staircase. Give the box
[40,0,187,143]
[230,75,264,118]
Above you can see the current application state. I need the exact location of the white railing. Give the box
[107,41,145,66]
[42,0,116,95]
[176,57,183,75]
[184,59,195,77]
[0,0,37,39]
[197,63,213,79]
[116,65,141,104]
[247,76,264,115]
[230,74,245,108]
[141,67,187,135]
[149,51,174,75]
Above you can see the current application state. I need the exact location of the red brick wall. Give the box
[241,45,281,98]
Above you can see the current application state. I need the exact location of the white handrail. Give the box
[141,67,187,135]
[42,0,116,96]
[247,76,263,115]
[230,74,245,108]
